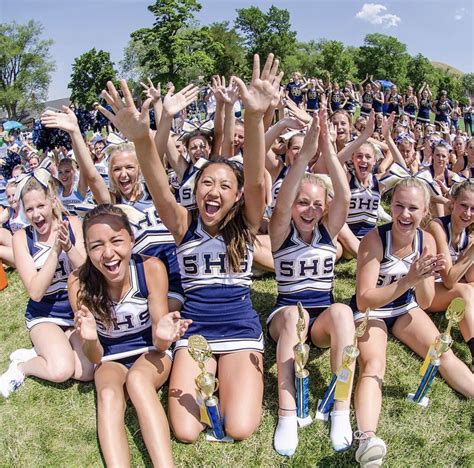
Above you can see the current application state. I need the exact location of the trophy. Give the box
[188,335,226,440]
[294,302,312,427]
[407,298,465,407]
[316,309,369,421]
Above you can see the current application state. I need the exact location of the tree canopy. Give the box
[68,48,117,108]
[0,20,55,120]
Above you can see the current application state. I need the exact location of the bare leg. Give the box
[126,352,173,468]
[65,328,94,381]
[94,362,130,467]
[337,223,360,260]
[0,228,14,267]
[168,348,217,443]
[218,351,264,440]
[392,308,474,398]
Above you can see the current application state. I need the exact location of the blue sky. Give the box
[2,0,473,100]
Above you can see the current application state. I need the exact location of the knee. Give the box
[47,360,75,383]
[125,369,153,399]
[329,304,354,329]
[225,416,260,441]
[454,283,474,301]
[279,308,301,334]
[360,357,386,379]
[97,385,126,411]
[171,423,202,444]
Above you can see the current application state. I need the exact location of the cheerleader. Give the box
[57,157,87,215]
[385,85,402,117]
[433,91,453,130]
[99,54,282,441]
[402,86,418,120]
[0,169,93,397]
[68,204,190,467]
[352,178,473,467]
[41,109,184,311]
[328,83,347,114]
[453,137,474,178]
[268,109,356,455]
[426,179,474,368]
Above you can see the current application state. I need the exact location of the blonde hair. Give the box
[107,143,142,202]
[297,173,334,220]
[20,177,63,221]
[392,177,430,208]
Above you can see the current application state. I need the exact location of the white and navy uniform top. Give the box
[94,158,109,187]
[24,220,76,330]
[97,254,171,362]
[177,158,209,209]
[347,172,381,238]
[361,92,374,116]
[117,184,183,303]
[436,215,469,266]
[372,91,384,114]
[330,91,344,112]
[286,81,304,106]
[174,217,263,354]
[387,94,402,116]
[351,223,423,322]
[267,221,337,324]
[417,98,432,123]
[459,155,474,178]
[5,208,28,234]
[434,100,451,123]
[403,96,417,118]
[306,88,320,112]
[270,165,290,214]
[59,184,86,215]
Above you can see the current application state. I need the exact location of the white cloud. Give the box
[454,8,466,20]
[356,3,401,28]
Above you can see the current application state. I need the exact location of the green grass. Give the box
[0,263,473,467]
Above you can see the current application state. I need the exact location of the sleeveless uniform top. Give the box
[268,221,336,322]
[330,91,343,112]
[361,92,373,116]
[460,155,474,178]
[372,92,384,114]
[97,255,160,362]
[174,217,263,353]
[434,100,450,123]
[94,158,109,187]
[417,98,431,123]
[24,220,76,329]
[59,184,86,215]
[436,215,469,265]
[270,166,290,214]
[306,88,320,112]
[352,223,423,321]
[403,96,417,118]
[387,94,402,116]
[347,173,381,238]
[177,158,208,209]
[286,82,304,106]
[117,184,183,303]
[6,208,28,234]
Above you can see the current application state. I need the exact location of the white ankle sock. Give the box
[274,415,298,456]
[330,410,353,452]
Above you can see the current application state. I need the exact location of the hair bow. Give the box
[101,132,129,155]
[178,119,214,142]
[380,162,441,196]
[395,132,415,144]
[14,167,53,201]
[447,175,473,197]
[74,202,147,227]
[431,138,452,151]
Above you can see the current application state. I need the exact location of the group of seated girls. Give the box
[0,55,472,468]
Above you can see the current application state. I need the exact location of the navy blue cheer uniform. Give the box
[372,92,384,114]
[360,92,374,117]
[286,82,304,106]
[174,217,263,354]
[347,172,381,238]
[387,94,402,117]
[117,185,184,304]
[267,222,336,333]
[351,223,423,330]
[306,88,320,112]
[434,100,451,124]
[96,254,172,368]
[417,98,432,123]
[24,220,76,330]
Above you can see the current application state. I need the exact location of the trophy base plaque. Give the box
[407,393,430,408]
[315,399,330,422]
[206,430,234,442]
[297,415,313,428]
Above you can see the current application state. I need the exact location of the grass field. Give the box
[0,262,473,467]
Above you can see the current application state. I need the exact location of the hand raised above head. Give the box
[99,79,151,142]
[233,54,284,117]
[41,106,78,134]
[162,83,199,118]
[141,78,161,105]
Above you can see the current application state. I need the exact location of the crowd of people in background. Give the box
[0,57,472,467]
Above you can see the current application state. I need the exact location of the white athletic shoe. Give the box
[355,435,387,467]
[0,361,25,397]
[10,347,37,363]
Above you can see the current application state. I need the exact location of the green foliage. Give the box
[68,48,117,108]
[406,54,436,92]
[356,33,410,86]
[434,69,463,102]
[0,20,55,120]
[235,5,297,67]
[461,73,474,96]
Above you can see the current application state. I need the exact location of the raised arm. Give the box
[269,114,320,249]
[381,112,406,168]
[99,80,196,242]
[233,54,283,230]
[319,108,351,238]
[41,108,110,203]
[338,110,376,163]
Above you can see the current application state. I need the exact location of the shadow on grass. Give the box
[29,376,94,394]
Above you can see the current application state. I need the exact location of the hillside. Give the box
[431,61,464,77]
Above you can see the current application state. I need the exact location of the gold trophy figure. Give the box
[316,308,369,421]
[408,298,465,407]
[188,335,226,440]
[294,302,312,426]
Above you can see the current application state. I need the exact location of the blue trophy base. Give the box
[407,393,430,408]
[205,430,234,442]
[315,399,330,422]
[297,415,313,428]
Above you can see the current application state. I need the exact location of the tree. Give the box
[461,73,474,96]
[315,40,357,84]
[235,6,297,67]
[356,33,410,86]
[406,53,436,92]
[0,20,55,120]
[68,48,117,108]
